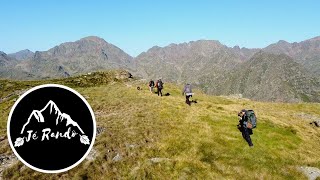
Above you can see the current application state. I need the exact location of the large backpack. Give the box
[185,84,192,93]
[157,80,163,89]
[246,110,257,129]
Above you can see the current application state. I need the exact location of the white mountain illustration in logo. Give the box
[14,100,90,147]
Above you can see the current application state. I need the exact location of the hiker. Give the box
[182,83,193,106]
[148,79,155,93]
[155,79,164,96]
[237,109,254,147]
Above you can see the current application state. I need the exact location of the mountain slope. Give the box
[203,51,320,102]
[264,36,320,76]
[134,40,258,83]
[8,49,34,61]
[2,36,133,79]
[0,51,35,79]
[0,51,17,67]
[0,72,319,179]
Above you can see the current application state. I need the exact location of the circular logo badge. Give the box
[7,84,96,173]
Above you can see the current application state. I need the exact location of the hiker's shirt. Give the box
[149,81,154,87]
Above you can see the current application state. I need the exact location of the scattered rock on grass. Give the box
[298,166,320,180]
[125,144,136,149]
[0,154,18,178]
[84,126,105,161]
[112,153,122,162]
[0,136,6,142]
[149,157,170,163]
[86,148,98,161]
[296,113,320,128]
[96,126,106,136]
[310,120,320,127]
[0,155,16,165]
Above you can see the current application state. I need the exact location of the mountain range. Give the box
[1,36,133,79]
[1,36,320,102]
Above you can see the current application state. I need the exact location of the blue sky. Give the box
[0,0,319,57]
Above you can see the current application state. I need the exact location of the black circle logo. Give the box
[7,84,96,173]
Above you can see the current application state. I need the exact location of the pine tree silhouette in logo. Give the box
[14,100,90,147]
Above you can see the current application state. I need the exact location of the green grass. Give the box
[1,71,320,179]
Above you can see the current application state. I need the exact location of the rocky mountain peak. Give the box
[0,51,7,57]
[8,49,34,61]
[233,45,241,50]
[79,36,108,44]
[277,40,289,44]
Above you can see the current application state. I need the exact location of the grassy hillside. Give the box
[0,71,320,179]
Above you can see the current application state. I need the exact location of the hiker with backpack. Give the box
[182,83,193,106]
[237,109,257,147]
[155,79,164,96]
[148,79,155,93]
